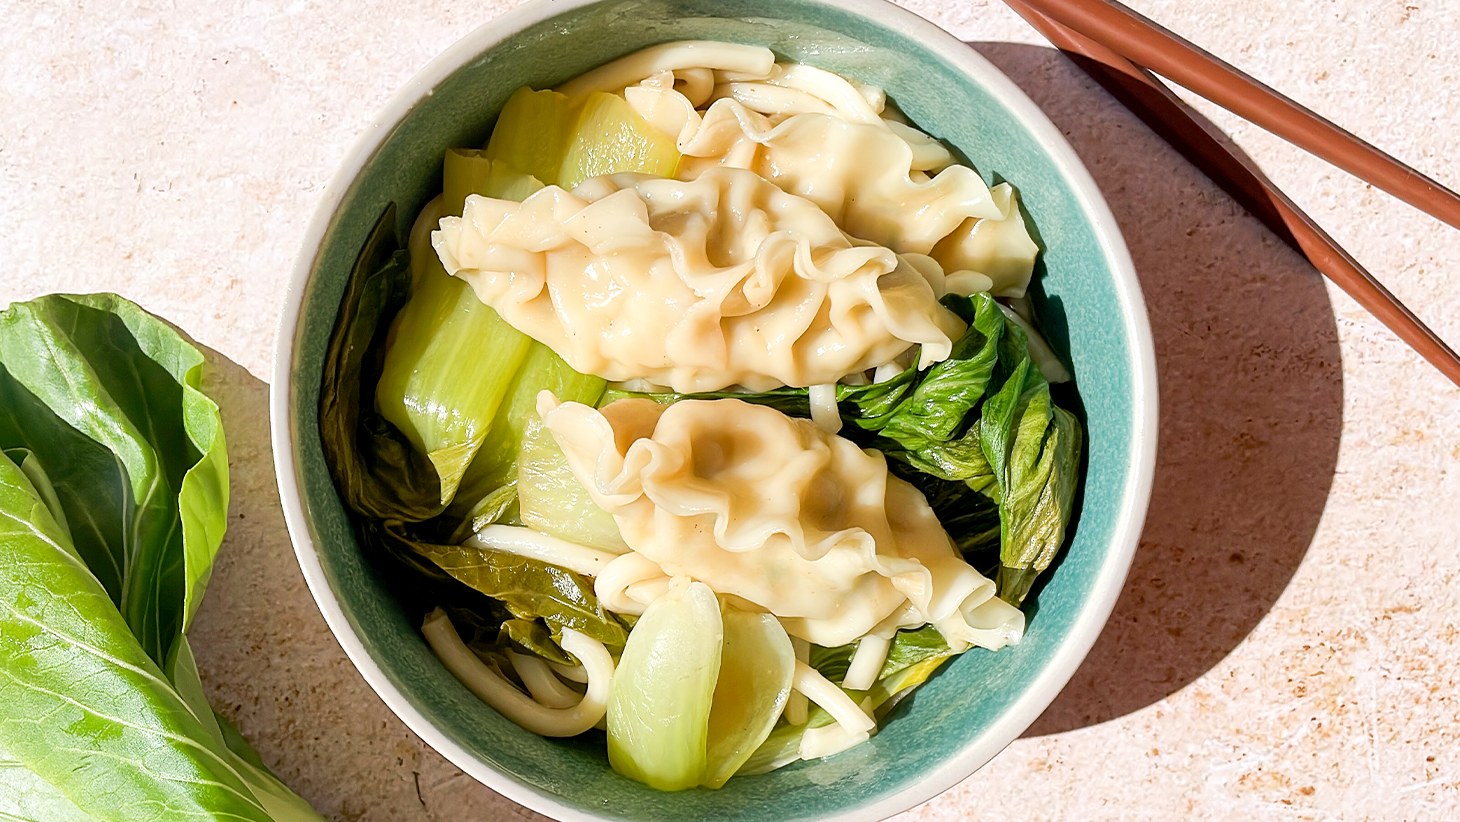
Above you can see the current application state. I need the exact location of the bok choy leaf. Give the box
[608,580,722,791]
[0,293,322,820]
[0,293,229,668]
[394,530,628,652]
[318,203,447,522]
[979,358,1081,605]
[373,192,535,505]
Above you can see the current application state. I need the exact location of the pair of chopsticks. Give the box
[1001,0,1460,387]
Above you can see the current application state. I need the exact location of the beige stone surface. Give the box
[2,0,1457,819]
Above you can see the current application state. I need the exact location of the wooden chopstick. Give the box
[1001,0,1460,387]
[1008,0,1460,232]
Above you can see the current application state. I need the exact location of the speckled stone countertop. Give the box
[3,1,1457,819]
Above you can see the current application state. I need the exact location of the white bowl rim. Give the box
[269,0,1159,819]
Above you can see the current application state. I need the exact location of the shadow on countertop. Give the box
[964,42,1344,737]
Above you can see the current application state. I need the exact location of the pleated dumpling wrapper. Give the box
[433,167,965,392]
[622,62,1041,298]
[537,392,1025,651]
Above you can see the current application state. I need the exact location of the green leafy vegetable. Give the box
[702,607,795,788]
[517,414,625,553]
[896,466,1001,560]
[0,293,228,667]
[979,359,1081,604]
[499,617,575,667]
[597,384,810,417]
[443,149,545,215]
[458,340,606,514]
[808,625,956,691]
[0,294,322,820]
[410,537,628,651]
[371,148,549,510]
[484,86,681,190]
[374,193,536,504]
[855,294,1004,446]
[0,737,98,822]
[449,482,521,543]
[485,86,580,186]
[558,91,681,188]
[608,580,722,791]
[318,204,446,522]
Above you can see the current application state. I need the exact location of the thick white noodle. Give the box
[549,661,590,684]
[508,650,582,709]
[711,82,839,119]
[786,637,811,725]
[872,363,902,384]
[762,64,885,125]
[808,383,842,434]
[467,525,619,577]
[800,723,872,761]
[558,41,775,97]
[792,660,875,737]
[944,270,995,297]
[674,67,715,107]
[840,634,891,692]
[594,551,671,616]
[624,576,671,607]
[422,610,614,737]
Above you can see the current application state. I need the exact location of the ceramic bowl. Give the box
[271,0,1158,819]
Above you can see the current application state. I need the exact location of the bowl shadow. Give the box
[963,42,1344,736]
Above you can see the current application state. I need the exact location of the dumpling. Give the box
[537,392,1026,651]
[433,167,965,392]
[623,65,1041,297]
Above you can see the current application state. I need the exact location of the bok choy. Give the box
[0,294,321,821]
[319,81,683,677]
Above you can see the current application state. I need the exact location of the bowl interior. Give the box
[278,1,1152,820]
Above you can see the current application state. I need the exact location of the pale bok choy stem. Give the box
[467,524,619,577]
[423,609,613,736]
[792,660,875,736]
[509,650,583,709]
[840,633,891,692]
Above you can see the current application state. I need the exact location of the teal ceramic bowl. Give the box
[272,0,1157,819]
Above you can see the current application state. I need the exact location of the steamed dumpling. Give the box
[433,167,965,392]
[623,64,1041,297]
[537,392,1025,651]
